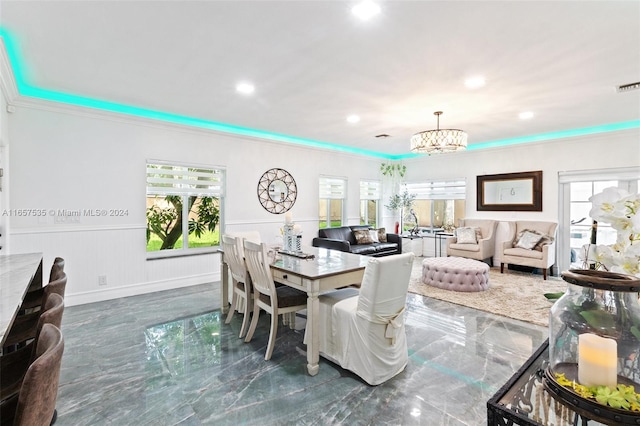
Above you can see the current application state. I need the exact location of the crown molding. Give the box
[0,40,19,105]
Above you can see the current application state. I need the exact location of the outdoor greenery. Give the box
[146,195,220,251]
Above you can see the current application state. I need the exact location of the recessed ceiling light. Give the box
[519,111,534,120]
[464,76,486,89]
[236,82,255,95]
[347,114,361,123]
[352,1,380,21]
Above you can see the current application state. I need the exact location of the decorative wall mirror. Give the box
[257,168,297,214]
[477,170,543,211]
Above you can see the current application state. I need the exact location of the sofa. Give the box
[312,225,401,257]
[501,220,558,280]
[445,218,498,265]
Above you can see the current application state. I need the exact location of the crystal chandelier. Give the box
[410,111,468,154]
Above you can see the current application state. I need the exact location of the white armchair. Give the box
[501,220,558,280]
[446,219,498,265]
[312,253,415,385]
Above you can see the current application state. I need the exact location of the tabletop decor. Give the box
[542,186,640,422]
[281,212,302,254]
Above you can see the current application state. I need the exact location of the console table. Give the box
[487,339,601,426]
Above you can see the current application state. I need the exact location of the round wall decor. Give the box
[257,168,297,214]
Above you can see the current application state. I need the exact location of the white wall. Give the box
[5,103,381,305]
[5,99,639,305]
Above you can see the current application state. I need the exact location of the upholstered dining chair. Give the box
[1,293,65,402]
[0,323,64,426]
[221,234,253,338]
[25,257,65,294]
[20,266,67,314]
[242,240,307,360]
[313,252,414,385]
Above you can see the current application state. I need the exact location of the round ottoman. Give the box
[422,257,490,292]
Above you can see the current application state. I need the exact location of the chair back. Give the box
[459,219,498,240]
[12,323,64,426]
[49,257,65,283]
[243,240,277,301]
[221,234,250,285]
[357,253,415,320]
[43,273,67,308]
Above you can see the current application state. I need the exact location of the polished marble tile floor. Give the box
[55,282,547,425]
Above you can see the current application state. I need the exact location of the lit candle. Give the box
[293,224,302,235]
[578,333,617,388]
[285,212,292,224]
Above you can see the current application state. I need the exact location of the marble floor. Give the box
[55,281,547,425]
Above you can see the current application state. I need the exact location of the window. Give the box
[146,161,224,255]
[402,179,466,232]
[360,180,380,228]
[319,176,346,229]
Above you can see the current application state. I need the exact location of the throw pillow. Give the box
[515,230,543,250]
[354,229,374,245]
[533,234,555,251]
[369,229,380,243]
[456,227,478,244]
[377,228,387,243]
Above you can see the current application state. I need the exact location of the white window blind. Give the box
[403,179,466,200]
[360,180,381,200]
[146,162,224,197]
[319,177,346,199]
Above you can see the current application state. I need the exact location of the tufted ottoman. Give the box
[421,257,490,292]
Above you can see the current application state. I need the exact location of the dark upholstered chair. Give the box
[19,272,67,315]
[25,257,65,294]
[1,293,65,402]
[0,323,64,426]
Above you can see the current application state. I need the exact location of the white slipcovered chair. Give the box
[313,252,415,385]
[446,219,498,265]
[501,220,558,280]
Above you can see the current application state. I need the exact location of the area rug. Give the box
[408,259,568,327]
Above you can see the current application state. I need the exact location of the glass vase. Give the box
[548,269,640,388]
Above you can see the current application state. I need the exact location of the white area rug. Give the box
[408,259,567,327]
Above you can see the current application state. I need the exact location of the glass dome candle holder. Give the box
[545,269,640,423]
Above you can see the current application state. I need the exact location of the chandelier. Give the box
[410,111,468,154]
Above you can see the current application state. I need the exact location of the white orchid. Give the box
[587,187,640,277]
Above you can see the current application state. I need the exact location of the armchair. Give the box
[501,220,558,280]
[446,219,498,265]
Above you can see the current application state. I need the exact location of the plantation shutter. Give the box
[146,162,224,197]
[319,177,346,199]
[403,179,466,200]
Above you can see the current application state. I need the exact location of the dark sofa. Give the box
[312,225,402,257]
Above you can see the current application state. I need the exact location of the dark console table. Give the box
[487,339,606,426]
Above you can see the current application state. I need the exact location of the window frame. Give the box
[319,176,346,229]
[360,179,381,228]
[146,160,225,259]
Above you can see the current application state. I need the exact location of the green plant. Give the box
[385,190,415,212]
[380,163,406,179]
[555,372,640,411]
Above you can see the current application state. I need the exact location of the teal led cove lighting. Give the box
[1,27,638,160]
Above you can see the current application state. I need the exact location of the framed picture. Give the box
[477,171,543,211]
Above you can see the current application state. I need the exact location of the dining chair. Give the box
[313,252,414,385]
[20,263,67,314]
[221,234,253,338]
[1,293,65,402]
[25,256,64,295]
[0,323,64,426]
[243,240,307,360]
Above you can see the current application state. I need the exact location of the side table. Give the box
[487,339,601,426]
[401,235,423,257]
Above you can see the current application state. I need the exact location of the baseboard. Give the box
[64,272,220,306]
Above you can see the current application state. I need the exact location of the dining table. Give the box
[0,252,43,349]
[219,245,368,376]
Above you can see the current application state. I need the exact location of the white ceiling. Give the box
[1,0,639,157]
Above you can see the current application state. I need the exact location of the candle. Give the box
[285,212,292,224]
[293,224,302,235]
[578,333,617,388]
